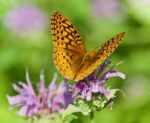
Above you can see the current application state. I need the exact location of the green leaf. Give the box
[62,104,80,120]
[32,116,63,123]
[75,99,91,115]
[93,96,107,110]
[106,89,123,100]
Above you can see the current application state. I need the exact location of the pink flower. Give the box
[91,0,121,19]
[72,59,125,102]
[3,4,48,35]
[7,72,72,118]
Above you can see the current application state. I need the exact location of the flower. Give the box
[7,71,72,118]
[3,4,47,35]
[91,0,122,20]
[70,59,125,115]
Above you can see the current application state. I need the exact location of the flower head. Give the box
[3,4,47,35]
[91,0,121,20]
[7,72,72,118]
[70,59,125,115]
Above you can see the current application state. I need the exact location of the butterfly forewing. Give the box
[51,12,86,80]
[74,32,125,81]
[51,12,86,55]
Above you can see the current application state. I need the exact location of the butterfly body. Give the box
[51,12,125,81]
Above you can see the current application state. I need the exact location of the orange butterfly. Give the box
[51,12,125,81]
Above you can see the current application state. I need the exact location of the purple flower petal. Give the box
[96,59,111,79]
[98,86,110,96]
[102,70,126,81]
[86,90,92,101]
[7,71,73,118]
[7,95,23,106]
[18,105,28,117]
[12,83,22,93]
[91,82,100,93]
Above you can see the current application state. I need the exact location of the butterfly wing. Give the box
[51,12,86,79]
[74,32,125,81]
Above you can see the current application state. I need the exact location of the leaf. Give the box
[32,116,63,123]
[75,99,91,115]
[106,89,124,100]
[62,104,80,120]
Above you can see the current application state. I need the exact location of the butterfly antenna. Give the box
[107,60,125,69]
[115,60,125,66]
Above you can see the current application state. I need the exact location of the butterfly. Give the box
[51,12,125,81]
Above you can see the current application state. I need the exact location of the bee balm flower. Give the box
[7,72,72,118]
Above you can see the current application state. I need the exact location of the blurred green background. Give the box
[0,0,150,123]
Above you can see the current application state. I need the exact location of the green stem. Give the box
[90,112,94,123]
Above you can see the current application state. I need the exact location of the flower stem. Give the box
[90,112,94,123]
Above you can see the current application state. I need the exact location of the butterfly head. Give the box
[88,49,96,57]
[82,49,96,63]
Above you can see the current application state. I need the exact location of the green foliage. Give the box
[63,89,120,119]
[1,0,150,123]
[62,104,79,120]
[32,115,63,123]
